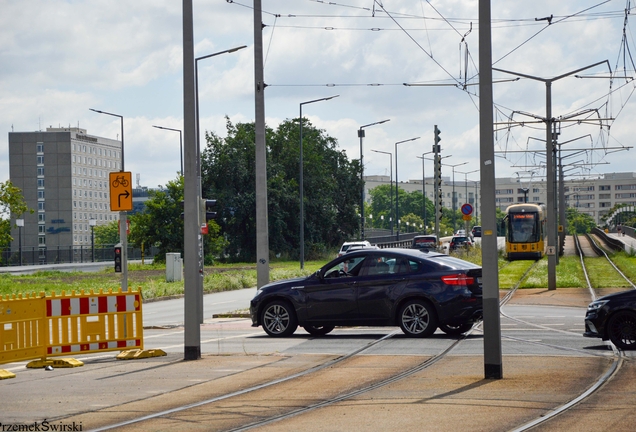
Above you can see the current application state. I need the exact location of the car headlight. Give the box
[587,300,608,312]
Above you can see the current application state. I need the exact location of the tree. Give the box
[201,117,362,262]
[93,221,119,246]
[566,207,596,234]
[0,180,32,249]
[128,176,227,263]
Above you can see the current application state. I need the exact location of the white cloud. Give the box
[1,0,634,193]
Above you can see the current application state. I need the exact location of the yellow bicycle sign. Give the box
[109,171,133,211]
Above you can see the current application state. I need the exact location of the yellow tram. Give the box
[503,203,547,260]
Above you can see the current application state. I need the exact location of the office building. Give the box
[9,127,122,258]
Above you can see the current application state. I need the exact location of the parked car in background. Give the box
[412,235,438,250]
[456,229,467,236]
[250,248,483,338]
[338,241,371,257]
[449,236,473,251]
[584,290,636,349]
[346,244,380,253]
[472,226,482,237]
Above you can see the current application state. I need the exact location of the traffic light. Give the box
[199,199,217,235]
[180,200,184,220]
[114,244,122,273]
[434,155,442,190]
[434,125,441,145]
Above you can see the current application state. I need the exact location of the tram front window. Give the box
[511,217,537,243]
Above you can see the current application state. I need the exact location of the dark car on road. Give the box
[449,236,472,251]
[472,226,482,237]
[584,290,636,349]
[250,248,483,338]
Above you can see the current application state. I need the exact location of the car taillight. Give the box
[441,274,475,285]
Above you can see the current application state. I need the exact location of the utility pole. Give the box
[494,59,609,291]
[479,0,502,379]
[254,0,270,288]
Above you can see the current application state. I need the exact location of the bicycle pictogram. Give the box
[111,175,130,188]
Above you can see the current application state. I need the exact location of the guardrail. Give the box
[1,288,144,378]
[591,227,624,252]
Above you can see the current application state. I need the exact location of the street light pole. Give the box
[16,218,23,266]
[195,45,247,324]
[89,219,97,262]
[89,108,127,292]
[446,161,468,233]
[457,169,479,235]
[299,95,339,269]
[371,150,393,235]
[416,151,434,234]
[395,137,421,240]
[152,125,183,176]
[358,119,390,240]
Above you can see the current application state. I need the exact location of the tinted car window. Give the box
[360,254,412,276]
[325,255,366,278]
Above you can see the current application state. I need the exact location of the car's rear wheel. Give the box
[607,311,636,350]
[439,322,473,335]
[261,300,298,337]
[398,299,438,337]
[303,325,335,336]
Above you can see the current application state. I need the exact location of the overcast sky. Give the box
[2,0,635,190]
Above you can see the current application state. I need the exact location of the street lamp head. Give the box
[89,219,97,227]
[16,219,24,227]
[395,136,421,145]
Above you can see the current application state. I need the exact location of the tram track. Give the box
[75,242,634,431]
[505,235,628,431]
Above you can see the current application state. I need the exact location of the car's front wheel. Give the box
[303,325,335,336]
[607,311,636,350]
[398,299,438,337]
[261,300,298,337]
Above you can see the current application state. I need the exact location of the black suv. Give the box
[250,248,483,338]
[584,290,636,349]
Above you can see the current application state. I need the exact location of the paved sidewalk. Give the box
[1,289,634,431]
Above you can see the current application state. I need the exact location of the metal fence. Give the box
[0,245,159,267]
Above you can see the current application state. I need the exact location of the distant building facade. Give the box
[9,127,122,255]
[364,171,636,226]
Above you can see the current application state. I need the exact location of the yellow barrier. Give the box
[1,288,143,367]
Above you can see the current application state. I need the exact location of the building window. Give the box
[600,185,611,191]
[37,179,44,188]
[38,225,46,233]
[38,214,45,222]
[38,236,46,245]
[37,167,44,176]
[37,143,44,153]
[37,156,44,165]
[38,190,45,199]
[38,202,45,210]
[616,184,636,190]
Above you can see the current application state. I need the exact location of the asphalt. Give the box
[1,236,635,431]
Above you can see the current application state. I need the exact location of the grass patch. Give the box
[610,252,636,282]
[584,256,632,288]
[498,260,535,289]
[0,260,331,301]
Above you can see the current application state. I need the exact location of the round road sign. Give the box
[461,203,473,215]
